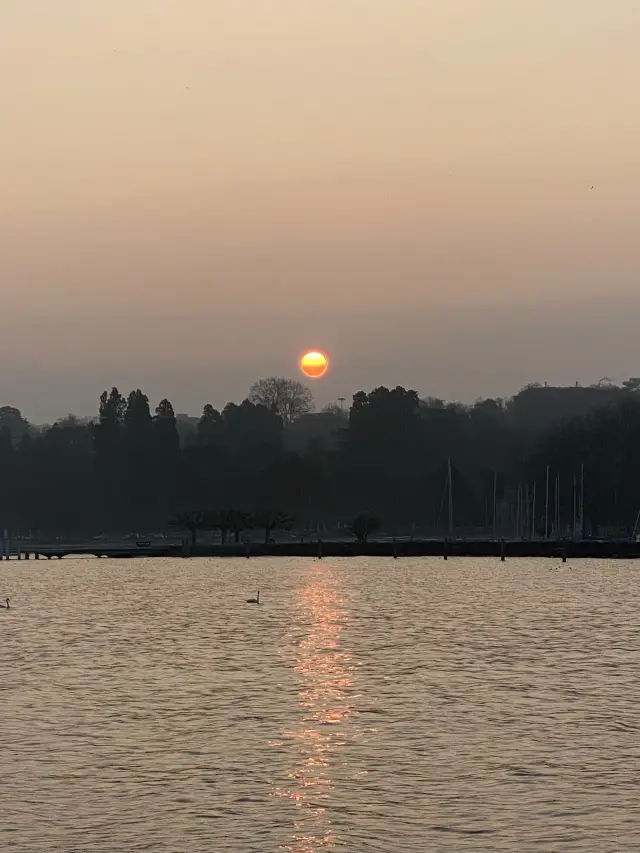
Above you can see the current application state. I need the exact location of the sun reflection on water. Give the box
[273,568,359,852]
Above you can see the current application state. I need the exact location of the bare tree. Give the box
[249,509,295,543]
[351,515,381,542]
[248,377,314,426]
[168,510,213,546]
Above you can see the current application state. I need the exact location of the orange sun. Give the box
[299,350,329,379]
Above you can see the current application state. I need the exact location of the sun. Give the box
[299,350,329,379]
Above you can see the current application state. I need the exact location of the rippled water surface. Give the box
[2,556,639,851]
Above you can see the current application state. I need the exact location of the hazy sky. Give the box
[2,1,639,421]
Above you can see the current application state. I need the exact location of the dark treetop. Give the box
[1,377,639,538]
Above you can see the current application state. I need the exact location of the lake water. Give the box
[1,556,639,852]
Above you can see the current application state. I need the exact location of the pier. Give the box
[2,538,640,560]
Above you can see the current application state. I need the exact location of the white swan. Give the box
[0,598,9,609]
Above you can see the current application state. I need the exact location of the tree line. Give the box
[1,376,640,539]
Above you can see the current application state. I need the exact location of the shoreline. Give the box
[5,539,640,560]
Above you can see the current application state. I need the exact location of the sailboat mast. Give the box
[531,481,537,540]
[492,470,498,541]
[447,458,454,539]
[580,463,585,539]
[544,465,550,539]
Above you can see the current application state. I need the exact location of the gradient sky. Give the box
[2,1,639,422]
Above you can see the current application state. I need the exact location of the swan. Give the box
[246,591,260,605]
[0,598,9,609]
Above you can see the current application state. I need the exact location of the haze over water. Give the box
[2,2,640,420]
[2,556,639,851]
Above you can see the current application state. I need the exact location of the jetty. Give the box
[2,538,640,560]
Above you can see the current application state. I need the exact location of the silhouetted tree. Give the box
[196,404,222,445]
[221,400,282,451]
[228,509,251,544]
[211,508,233,544]
[0,407,29,444]
[168,510,212,546]
[125,389,152,433]
[93,387,126,526]
[25,420,94,534]
[250,509,294,543]
[351,515,381,542]
[0,427,18,528]
[249,377,314,425]
[154,399,180,459]
[528,397,640,536]
[3,376,640,539]
[98,387,126,427]
[153,399,180,517]
[123,390,155,523]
